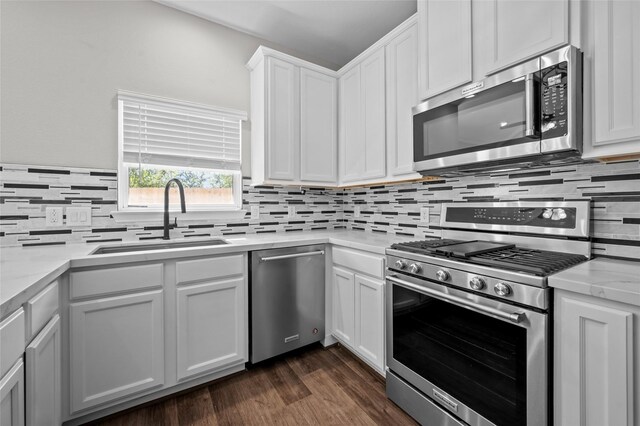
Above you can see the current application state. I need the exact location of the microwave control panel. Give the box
[541,61,568,138]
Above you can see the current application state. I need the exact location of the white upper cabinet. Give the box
[267,57,299,181]
[360,48,387,181]
[247,47,338,186]
[417,0,472,100]
[475,0,569,75]
[339,65,363,182]
[300,68,338,182]
[386,21,420,178]
[339,48,387,184]
[581,0,640,159]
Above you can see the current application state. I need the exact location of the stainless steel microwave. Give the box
[413,45,583,176]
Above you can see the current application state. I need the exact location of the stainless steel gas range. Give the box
[385,201,591,426]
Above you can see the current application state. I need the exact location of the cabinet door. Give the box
[267,57,299,181]
[417,0,472,99]
[354,274,384,372]
[0,359,24,426]
[332,267,355,347]
[360,48,387,180]
[69,290,164,413]
[386,23,420,178]
[300,68,337,183]
[478,0,569,74]
[591,0,640,147]
[25,315,60,426]
[339,65,363,182]
[176,278,245,381]
[555,291,635,426]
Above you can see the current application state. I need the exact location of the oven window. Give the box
[392,285,527,426]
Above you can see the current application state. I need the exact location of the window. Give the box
[117,90,246,212]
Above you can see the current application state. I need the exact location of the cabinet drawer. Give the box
[0,308,25,378]
[26,281,59,340]
[332,247,384,279]
[176,254,244,285]
[70,264,164,300]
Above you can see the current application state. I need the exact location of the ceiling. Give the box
[155,0,417,69]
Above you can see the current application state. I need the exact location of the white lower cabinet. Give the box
[332,267,356,347]
[354,275,384,371]
[555,290,639,426]
[26,314,61,426]
[331,253,386,375]
[69,290,164,413]
[176,277,245,381]
[0,359,25,426]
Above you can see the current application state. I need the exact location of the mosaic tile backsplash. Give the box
[1,161,639,260]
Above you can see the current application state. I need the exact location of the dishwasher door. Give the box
[250,244,326,363]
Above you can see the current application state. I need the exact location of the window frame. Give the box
[116,90,246,216]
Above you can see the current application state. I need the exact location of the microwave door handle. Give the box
[386,275,526,324]
[524,73,537,137]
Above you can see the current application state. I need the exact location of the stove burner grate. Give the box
[471,248,587,276]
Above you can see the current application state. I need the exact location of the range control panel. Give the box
[541,61,568,139]
[445,206,577,229]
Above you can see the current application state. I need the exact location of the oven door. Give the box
[386,273,548,426]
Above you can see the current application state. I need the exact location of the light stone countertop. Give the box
[0,230,415,319]
[549,258,640,307]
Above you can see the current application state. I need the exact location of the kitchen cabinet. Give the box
[417,0,472,100]
[386,20,420,179]
[354,275,384,371]
[176,276,245,381]
[65,254,247,422]
[0,359,25,426]
[581,0,640,159]
[339,47,386,184]
[266,57,298,181]
[554,289,639,426]
[332,266,356,347]
[69,290,165,413]
[474,0,569,75]
[26,315,61,426]
[330,247,386,374]
[247,47,338,186]
[300,68,337,182]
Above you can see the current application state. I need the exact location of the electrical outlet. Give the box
[420,207,430,223]
[67,206,92,227]
[45,207,64,227]
[288,205,296,218]
[251,205,260,220]
[354,206,361,218]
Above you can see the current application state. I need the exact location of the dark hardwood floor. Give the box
[90,344,417,425]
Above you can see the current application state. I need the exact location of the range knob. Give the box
[494,282,512,297]
[436,269,450,282]
[409,263,422,274]
[395,259,408,270]
[469,276,486,290]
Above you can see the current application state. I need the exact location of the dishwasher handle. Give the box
[259,250,325,262]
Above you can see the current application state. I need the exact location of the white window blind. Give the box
[118,91,247,171]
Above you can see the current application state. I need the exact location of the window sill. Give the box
[111,209,247,224]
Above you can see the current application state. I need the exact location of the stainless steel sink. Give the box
[91,239,229,255]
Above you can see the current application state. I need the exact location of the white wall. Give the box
[0,0,336,175]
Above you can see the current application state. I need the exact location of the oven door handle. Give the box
[386,275,526,324]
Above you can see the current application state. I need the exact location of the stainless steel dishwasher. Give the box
[250,244,325,363]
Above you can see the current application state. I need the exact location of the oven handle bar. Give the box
[386,275,526,324]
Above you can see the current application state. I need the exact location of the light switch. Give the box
[66,206,92,227]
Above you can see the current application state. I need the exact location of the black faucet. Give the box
[163,178,186,240]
